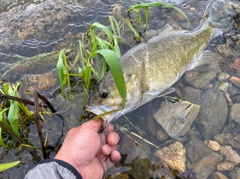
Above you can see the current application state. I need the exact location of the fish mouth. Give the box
[85,105,104,116]
[85,105,118,126]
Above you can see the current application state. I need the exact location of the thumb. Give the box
[82,118,103,132]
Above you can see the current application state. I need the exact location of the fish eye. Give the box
[99,91,108,99]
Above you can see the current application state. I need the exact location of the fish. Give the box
[86,9,227,127]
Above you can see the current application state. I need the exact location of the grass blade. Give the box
[57,50,69,96]
[90,22,113,42]
[0,161,20,172]
[7,84,20,138]
[90,49,126,108]
[83,60,92,107]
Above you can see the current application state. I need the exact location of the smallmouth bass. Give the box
[86,13,226,127]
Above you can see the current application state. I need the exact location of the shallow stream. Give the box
[0,0,239,178]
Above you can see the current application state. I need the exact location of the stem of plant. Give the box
[0,121,41,162]
[34,92,47,159]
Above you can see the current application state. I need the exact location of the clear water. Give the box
[0,0,239,178]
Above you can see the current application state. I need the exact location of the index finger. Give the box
[81,118,103,132]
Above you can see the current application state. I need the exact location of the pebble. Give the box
[204,140,221,151]
[156,129,169,142]
[154,141,186,173]
[217,161,235,171]
[218,72,230,82]
[233,58,240,71]
[225,93,233,105]
[220,146,240,166]
[229,76,240,85]
[229,103,240,124]
[189,7,196,12]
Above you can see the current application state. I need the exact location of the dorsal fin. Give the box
[162,24,181,32]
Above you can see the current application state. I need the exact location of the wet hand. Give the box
[54,118,121,179]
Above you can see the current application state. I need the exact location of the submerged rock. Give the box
[119,127,151,163]
[183,86,201,105]
[184,67,222,89]
[186,135,223,179]
[218,72,230,82]
[230,167,240,179]
[195,88,228,139]
[154,141,186,174]
[156,128,169,142]
[126,157,153,179]
[217,161,235,171]
[211,172,228,179]
[214,133,240,149]
[219,145,240,166]
[204,140,221,151]
[153,101,200,139]
[230,76,240,88]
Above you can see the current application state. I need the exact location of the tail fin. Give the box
[206,1,231,38]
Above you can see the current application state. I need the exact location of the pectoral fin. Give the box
[188,50,220,71]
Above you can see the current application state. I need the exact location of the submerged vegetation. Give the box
[0,2,187,171]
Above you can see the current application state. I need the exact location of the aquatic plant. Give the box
[127,2,189,31]
[57,16,126,109]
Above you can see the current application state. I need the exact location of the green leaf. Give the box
[90,49,126,108]
[78,40,85,68]
[109,16,121,37]
[7,84,20,138]
[0,108,10,148]
[113,37,121,58]
[90,22,113,42]
[0,161,20,172]
[57,50,70,96]
[82,61,92,107]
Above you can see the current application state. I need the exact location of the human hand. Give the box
[54,118,121,179]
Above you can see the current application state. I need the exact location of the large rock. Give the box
[195,88,228,139]
[153,101,200,139]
